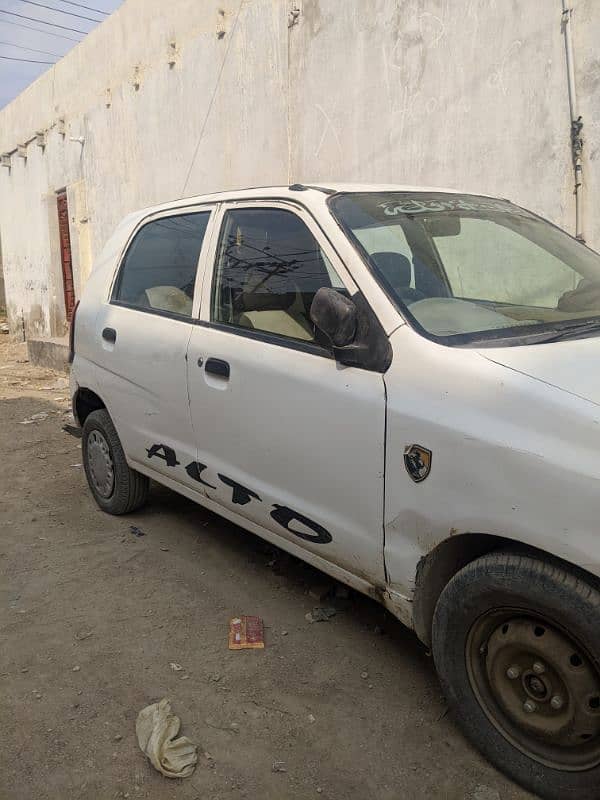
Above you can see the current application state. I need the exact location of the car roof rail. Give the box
[288,183,336,195]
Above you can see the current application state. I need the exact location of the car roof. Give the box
[129,183,501,220]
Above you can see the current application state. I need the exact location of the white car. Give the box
[70,184,600,799]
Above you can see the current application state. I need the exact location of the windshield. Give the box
[330,192,600,346]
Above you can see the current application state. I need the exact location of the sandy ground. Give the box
[0,331,533,800]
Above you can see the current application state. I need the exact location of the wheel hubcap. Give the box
[467,612,600,770]
[86,430,114,498]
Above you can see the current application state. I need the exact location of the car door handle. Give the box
[102,327,117,343]
[205,357,230,379]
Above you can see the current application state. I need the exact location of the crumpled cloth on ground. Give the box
[136,698,198,778]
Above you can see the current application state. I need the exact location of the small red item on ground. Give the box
[229,616,265,649]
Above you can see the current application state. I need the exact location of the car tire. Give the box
[432,551,600,800]
[82,409,149,515]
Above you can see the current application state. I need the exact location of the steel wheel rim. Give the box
[466,609,600,771]
[86,430,115,499]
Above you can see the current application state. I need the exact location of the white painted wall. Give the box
[0,0,598,338]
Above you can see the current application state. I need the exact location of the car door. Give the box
[95,206,215,486]
[186,201,387,583]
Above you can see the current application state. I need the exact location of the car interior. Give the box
[213,210,343,343]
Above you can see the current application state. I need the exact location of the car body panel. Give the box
[383,324,600,597]
[78,206,217,488]
[93,303,197,485]
[187,199,388,583]
[481,337,600,406]
[186,323,387,582]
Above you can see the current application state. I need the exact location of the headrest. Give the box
[370,251,412,288]
[240,267,296,312]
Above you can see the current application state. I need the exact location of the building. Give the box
[0,0,598,346]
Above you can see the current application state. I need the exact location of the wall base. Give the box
[27,336,69,373]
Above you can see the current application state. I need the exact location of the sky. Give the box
[0,0,123,108]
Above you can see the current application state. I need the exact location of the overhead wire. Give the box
[0,8,89,34]
[52,0,108,14]
[180,0,245,197]
[0,38,62,56]
[15,0,103,23]
[0,18,82,41]
[0,54,55,63]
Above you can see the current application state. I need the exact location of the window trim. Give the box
[108,300,201,326]
[198,200,361,357]
[108,205,216,321]
[194,319,334,358]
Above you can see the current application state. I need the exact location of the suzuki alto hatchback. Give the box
[70,185,600,799]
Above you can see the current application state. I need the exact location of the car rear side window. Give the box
[112,212,210,318]
[211,208,344,343]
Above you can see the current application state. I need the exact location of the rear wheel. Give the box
[82,409,149,514]
[432,552,600,799]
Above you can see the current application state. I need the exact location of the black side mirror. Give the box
[310,287,357,347]
[310,287,392,373]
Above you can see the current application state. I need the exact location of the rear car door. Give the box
[186,201,387,583]
[95,206,214,486]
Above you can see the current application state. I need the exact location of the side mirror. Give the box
[310,287,357,347]
[310,287,393,373]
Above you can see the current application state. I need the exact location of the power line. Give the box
[16,1,104,24]
[0,9,89,34]
[53,0,109,14]
[0,54,55,63]
[0,18,81,41]
[0,39,62,56]
[181,0,245,197]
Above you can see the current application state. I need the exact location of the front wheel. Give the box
[82,409,149,515]
[432,552,600,800]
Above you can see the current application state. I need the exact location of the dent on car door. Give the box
[95,209,213,484]
[183,203,388,584]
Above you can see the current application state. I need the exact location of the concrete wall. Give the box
[0,234,5,314]
[0,0,598,338]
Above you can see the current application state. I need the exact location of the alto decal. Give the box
[185,461,216,489]
[218,475,261,506]
[270,504,332,545]
[148,444,332,544]
[146,444,180,467]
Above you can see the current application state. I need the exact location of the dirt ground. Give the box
[0,331,533,800]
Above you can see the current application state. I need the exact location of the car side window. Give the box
[112,212,210,318]
[211,208,345,343]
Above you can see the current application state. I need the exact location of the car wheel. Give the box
[432,551,600,800]
[82,409,149,515]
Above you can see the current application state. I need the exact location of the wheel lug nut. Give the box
[532,662,546,675]
[523,700,537,713]
[506,665,521,680]
[550,695,564,710]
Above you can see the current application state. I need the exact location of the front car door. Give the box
[186,201,387,584]
[95,206,214,486]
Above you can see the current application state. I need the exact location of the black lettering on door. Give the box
[218,475,261,506]
[270,504,332,544]
[185,461,217,489]
[146,444,180,467]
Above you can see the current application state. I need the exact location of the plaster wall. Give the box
[0,0,597,337]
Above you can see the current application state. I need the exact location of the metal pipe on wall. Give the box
[561,0,585,242]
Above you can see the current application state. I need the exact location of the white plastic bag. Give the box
[136,698,198,778]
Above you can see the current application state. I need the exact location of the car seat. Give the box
[370,252,426,305]
[236,267,314,341]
